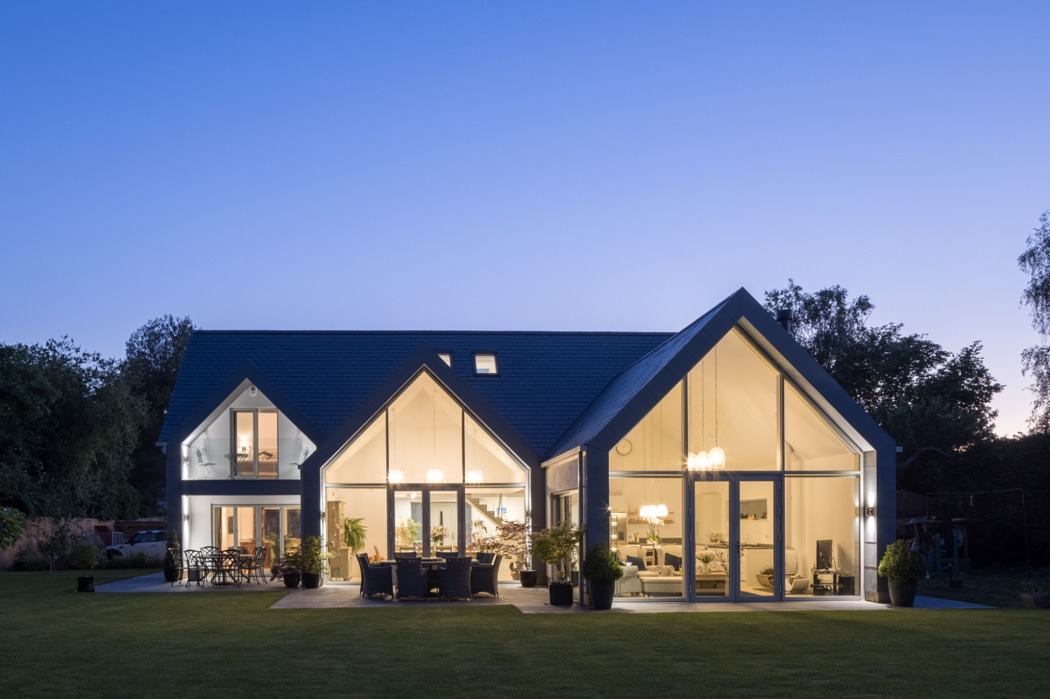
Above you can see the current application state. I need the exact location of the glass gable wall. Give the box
[183,385,314,481]
[609,327,862,601]
[322,371,528,576]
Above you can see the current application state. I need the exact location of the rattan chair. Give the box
[395,557,428,601]
[439,556,473,601]
[475,552,496,565]
[471,553,502,598]
[356,553,393,599]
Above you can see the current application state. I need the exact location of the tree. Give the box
[122,315,196,514]
[1018,210,1050,432]
[0,338,145,518]
[764,281,1003,480]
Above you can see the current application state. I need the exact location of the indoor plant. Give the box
[299,535,332,589]
[582,541,623,610]
[341,517,367,579]
[69,541,100,593]
[532,521,584,606]
[163,529,181,583]
[877,539,927,607]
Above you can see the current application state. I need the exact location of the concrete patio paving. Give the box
[97,572,991,612]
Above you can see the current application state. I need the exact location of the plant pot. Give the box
[163,564,181,583]
[589,579,615,610]
[77,575,95,593]
[548,581,573,606]
[888,579,918,607]
[283,572,301,589]
[301,572,322,589]
[519,570,538,588]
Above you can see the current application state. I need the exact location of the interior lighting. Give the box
[426,468,444,484]
[388,469,404,484]
[465,469,484,484]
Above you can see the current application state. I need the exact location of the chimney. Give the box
[776,309,794,334]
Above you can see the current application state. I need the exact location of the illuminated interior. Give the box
[609,327,862,600]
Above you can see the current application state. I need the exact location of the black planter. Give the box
[549,581,573,606]
[301,572,322,589]
[283,572,301,589]
[519,570,538,588]
[163,562,181,584]
[888,579,918,607]
[589,579,616,610]
[77,575,95,593]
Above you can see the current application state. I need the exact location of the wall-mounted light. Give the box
[864,506,876,517]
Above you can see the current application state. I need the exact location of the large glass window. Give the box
[687,328,780,472]
[785,476,860,595]
[184,385,311,480]
[609,383,683,472]
[610,476,683,598]
[213,505,300,570]
[325,488,387,580]
[322,371,528,560]
[784,382,860,472]
[389,373,463,484]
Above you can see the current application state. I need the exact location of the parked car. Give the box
[104,530,168,560]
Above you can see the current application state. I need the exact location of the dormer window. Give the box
[474,353,498,375]
[438,352,452,367]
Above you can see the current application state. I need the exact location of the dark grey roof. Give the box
[159,330,671,460]
[160,288,894,466]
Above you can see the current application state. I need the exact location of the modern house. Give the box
[160,288,895,603]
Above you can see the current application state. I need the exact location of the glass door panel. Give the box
[739,480,777,598]
[694,480,730,597]
[393,490,423,554]
[429,490,458,554]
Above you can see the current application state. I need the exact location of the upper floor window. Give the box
[232,409,279,479]
[438,352,452,367]
[474,353,498,375]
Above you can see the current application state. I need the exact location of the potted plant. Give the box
[877,539,927,607]
[532,521,584,606]
[69,542,100,592]
[299,535,332,589]
[582,541,623,610]
[280,546,302,589]
[496,517,536,587]
[395,518,421,552]
[430,525,449,552]
[1020,581,1049,609]
[163,529,181,583]
[341,517,367,579]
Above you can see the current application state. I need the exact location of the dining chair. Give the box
[395,557,427,601]
[356,553,393,599]
[439,556,473,601]
[475,552,496,565]
[183,550,205,587]
[471,553,502,598]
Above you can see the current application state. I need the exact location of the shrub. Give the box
[877,539,927,582]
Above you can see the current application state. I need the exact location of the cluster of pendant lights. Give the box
[686,444,726,471]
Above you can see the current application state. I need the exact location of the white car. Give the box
[103,530,168,560]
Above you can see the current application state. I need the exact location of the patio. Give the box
[96,573,989,612]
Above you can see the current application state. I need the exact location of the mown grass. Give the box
[2,570,1048,698]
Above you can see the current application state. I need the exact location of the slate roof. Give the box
[159,330,673,461]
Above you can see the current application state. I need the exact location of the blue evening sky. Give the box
[2,2,1048,436]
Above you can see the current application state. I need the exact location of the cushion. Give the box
[664,552,682,571]
[626,555,646,571]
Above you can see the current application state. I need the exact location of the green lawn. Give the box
[2,570,1048,698]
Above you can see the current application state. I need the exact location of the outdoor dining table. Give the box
[202,550,254,585]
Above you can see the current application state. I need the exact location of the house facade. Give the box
[161,289,895,603]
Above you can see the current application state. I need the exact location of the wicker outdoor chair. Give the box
[356,553,393,599]
[395,557,428,601]
[439,556,473,601]
[470,553,502,598]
